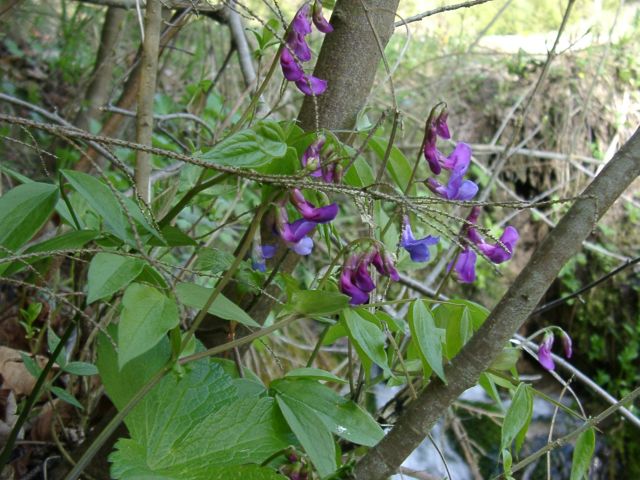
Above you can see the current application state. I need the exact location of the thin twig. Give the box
[395,0,495,28]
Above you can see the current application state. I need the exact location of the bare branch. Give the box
[395,0,495,28]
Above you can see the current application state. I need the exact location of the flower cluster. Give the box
[339,248,399,305]
[272,189,338,256]
[300,136,342,183]
[280,2,332,96]
[453,206,520,283]
[537,330,572,371]
[423,110,478,201]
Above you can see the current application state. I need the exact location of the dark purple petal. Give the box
[538,334,555,371]
[288,32,312,62]
[291,4,312,35]
[434,110,450,139]
[354,260,376,293]
[455,247,477,283]
[561,331,573,359]
[371,251,400,281]
[312,1,333,33]
[280,48,304,81]
[442,142,471,173]
[290,189,338,223]
[295,74,327,96]
[339,259,369,305]
[280,218,317,243]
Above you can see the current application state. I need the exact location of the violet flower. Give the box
[290,189,338,223]
[538,333,555,371]
[423,109,451,175]
[295,74,328,96]
[371,251,400,281]
[441,142,472,173]
[400,216,439,262]
[280,48,304,81]
[339,255,370,305]
[477,226,519,264]
[339,249,399,305]
[275,208,317,256]
[426,167,478,201]
[454,247,477,283]
[252,244,276,272]
[301,137,341,183]
[561,331,573,359]
[312,0,333,33]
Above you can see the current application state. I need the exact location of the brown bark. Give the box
[353,128,640,479]
[75,7,127,131]
[196,0,401,348]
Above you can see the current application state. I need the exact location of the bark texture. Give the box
[196,0,400,348]
[135,0,163,203]
[354,127,640,479]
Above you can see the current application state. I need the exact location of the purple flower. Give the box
[477,226,519,264]
[400,216,439,262]
[301,137,324,175]
[441,142,471,173]
[252,244,276,272]
[371,251,400,282]
[290,189,338,223]
[292,236,314,255]
[354,258,376,293]
[454,247,477,283]
[538,333,555,371]
[424,127,445,175]
[340,255,369,305]
[287,32,312,62]
[312,0,333,33]
[280,48,304,81]
[291,3,312,35]
[426,168,478,201]
[434,110,450,139]
[275,207,317,256]
[295,74,328,96]
[561,331,573,359]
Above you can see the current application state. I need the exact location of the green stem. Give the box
[305,324,331,368]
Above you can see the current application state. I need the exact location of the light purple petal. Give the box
[455,179,478,201]
[538,334,555,371]
[442,142,471,173]
[455,247,477,283]
[292,236,314,255]
[561,332,573,359]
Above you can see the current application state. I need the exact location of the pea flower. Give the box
[400,216,439,262]
[466,207,519,264]
[339,249,399,305]
[423,109,451,175]
[290,189,338,223]
[537,332,555,371]
[301,137,342,183]
[427,170,479,201]
[454,247,477,283]
[280,2,331,96]
[561,331,573,359]
[252,244,276,272]
[275,207,317,256]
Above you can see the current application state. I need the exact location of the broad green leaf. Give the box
[118,283,179,368]
[409,300,446,382]
[275,394,336,478]
[501,383,533,452]
[285,368,347,384]
[194,248,235,274]
[62,361,99,376]
[272,378,384,447]
[176,282,259,327]
[0,182,59,273]
[87,253,145,303]
[490,347,521,371]
[290,290,349,316]
[3,229,99,276]
[342,309,391,377]
[109,357,290,479]
[198,121,287,168]
[343,156,375,187]
[368,136,414,192]
[148,225,197,247]
[61,170,161,244]
[51,386,83,409]
[570,427,596,480]
[19,352,42,378]
[97,325,171,410]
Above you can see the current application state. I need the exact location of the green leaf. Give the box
[342,309,391,377]
[87,253,145,303]
[490,347,521,371]
[285,368,347,384]
[109,358,290,479]
[289,290,350,316]
[61,170,160,244]
[118,283,179,368]
[148,225,197,247]
[272,378,384,447]
[408,300,446,382]
[343,156,375,187]
[19,352,42,378]
[3,229,99,276]
[198,121,287,168]
[50,386,83,409]
[195,248,235,274]
[570,428,596,480]
[501,383,533,452]
[62,361,99,376]
[275,394,336,478]
[176,282,259,327]
[0,182,59,273]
